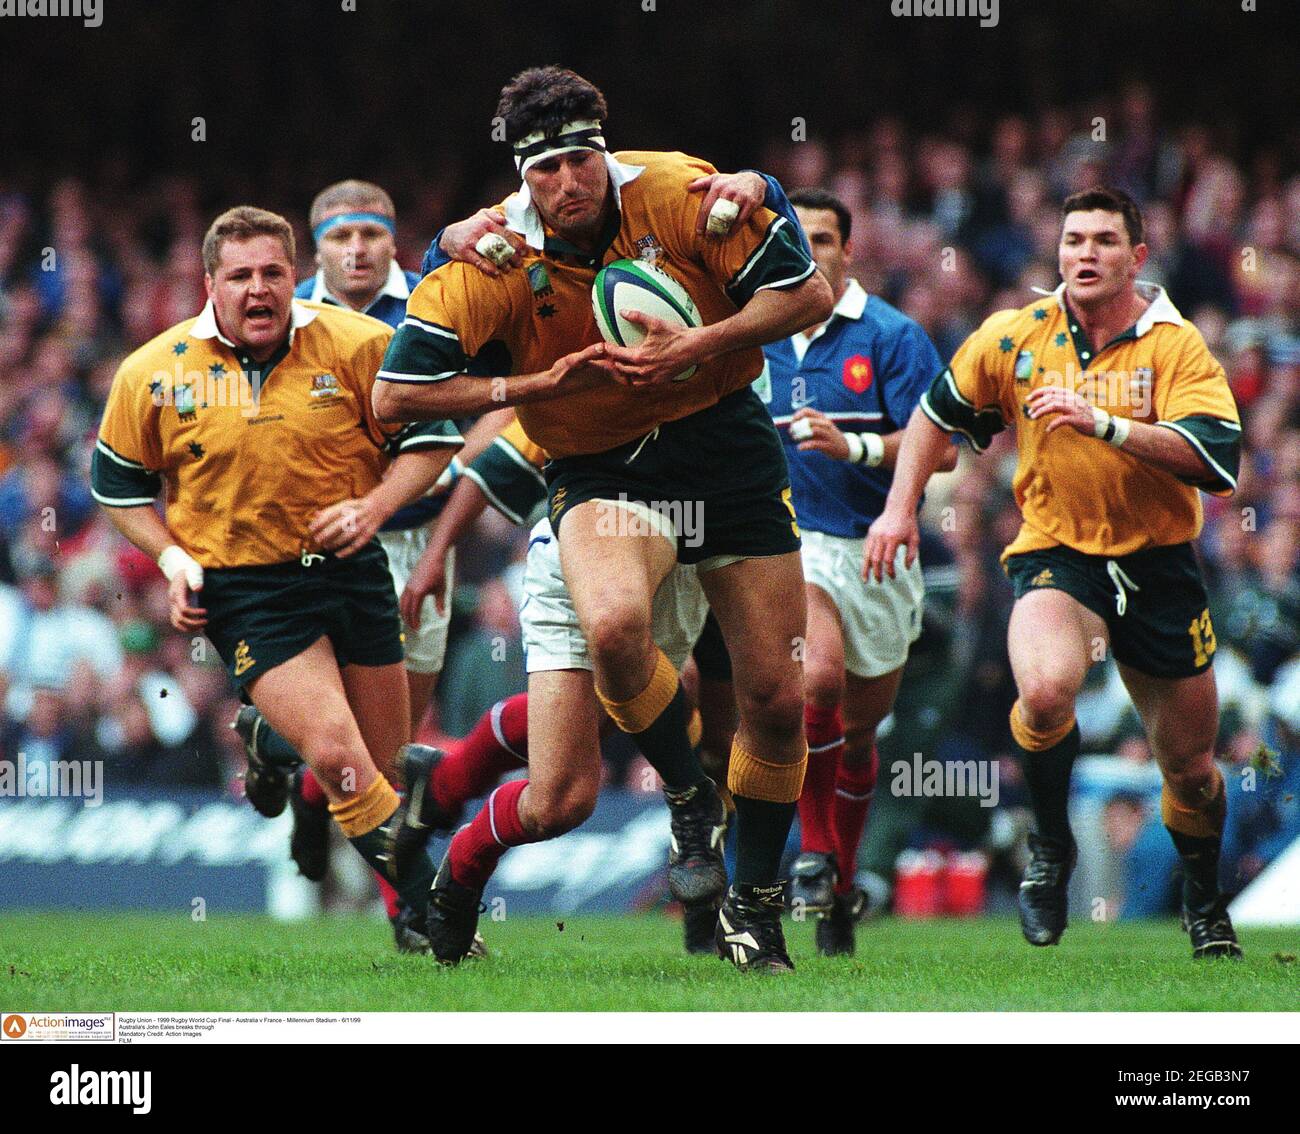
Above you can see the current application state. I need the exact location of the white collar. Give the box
[831,277,868,322]
[503,153,646,250]
[190,298,319,348]
[307,260,410,310]
[1038,279,1184,337]
[791,279,867,358]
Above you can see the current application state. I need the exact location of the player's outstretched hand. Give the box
[688,171,766,236]
[791,407,851,460]
[309,497,383,558]
[606,311,701,386]
[440,208,524,277]
[549,341,621,393]
[401,544,449,628]
[863,507,919,583]
[1025,384,1096,435]
[167,572,207,632]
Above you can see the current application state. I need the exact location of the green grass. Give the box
[2,913,1297,1012]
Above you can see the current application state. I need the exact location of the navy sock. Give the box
[1015,723,1079,845]
[732,796,797,886]
[631,684,705,791]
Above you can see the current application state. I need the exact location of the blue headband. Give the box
[312,211,396,245]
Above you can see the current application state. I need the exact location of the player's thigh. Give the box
[1117,662,1219,773]
[246,637,373,791]
[843,666,905,748]
[700,551,806,722]
[524,668,604,817]
[804,583,846,706]
[557,498,676,640]
[1007,588,1107,720]
[340,660,411,784]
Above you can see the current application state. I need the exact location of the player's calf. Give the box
[520,778,598,841]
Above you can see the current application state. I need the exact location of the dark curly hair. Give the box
[495,66,608,145]
[1061,186,1145,247]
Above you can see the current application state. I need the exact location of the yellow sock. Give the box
[328,774,399,838]
[597,648,678,733]
[1161,769,1226,840]
[727,736,807,804]
[1009,699,1076,752]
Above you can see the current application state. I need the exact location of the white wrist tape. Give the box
[860,432,886,467]
[843,432,885,466]
[790,418,814,442]
[1091,407,1131,448]
[706,198,741,236]
[475,232,515,267]
[158,545,204,590]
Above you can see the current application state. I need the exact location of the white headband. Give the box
[512,119,607,176]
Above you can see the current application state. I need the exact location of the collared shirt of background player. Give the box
[864,187,1243,957]
[373,66,833,971]
[90,206,462,928]
[759,188,956,954]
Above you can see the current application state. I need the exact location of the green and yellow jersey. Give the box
[463,417,549,526]
[922,283,1240,561]
[379,150,815,458]
[91,299,462,568]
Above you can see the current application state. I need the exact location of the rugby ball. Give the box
[592,258,701,382]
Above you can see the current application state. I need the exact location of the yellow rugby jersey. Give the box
[920,282,1240,560]
[380,150,815,457]
[462,416,549,526]
[91,300,462,568]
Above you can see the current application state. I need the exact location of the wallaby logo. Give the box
[50,1065,151,1114]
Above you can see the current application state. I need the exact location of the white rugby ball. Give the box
[592,258,701,382]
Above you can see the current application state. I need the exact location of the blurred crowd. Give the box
[1,83,1297,911]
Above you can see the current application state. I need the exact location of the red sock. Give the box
[448,778,531,889]
[376,873,401,919]
[299,767,327,809]
[431,694,529,810]
[831,746,878,894]
[798,703,843,858]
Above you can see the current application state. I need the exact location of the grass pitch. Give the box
[2,912,1297,1012]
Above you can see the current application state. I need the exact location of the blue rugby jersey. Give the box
[296,263,453,530]
[760,282,946,538]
